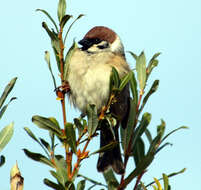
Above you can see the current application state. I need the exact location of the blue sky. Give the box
[0,0,201,189]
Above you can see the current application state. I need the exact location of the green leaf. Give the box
[74,118,84,137]
[40,138,51,152]
[136,52,146,93]
[44,51,57,89]
[132,113,151,151]
[42,22,61,70]
[155,142,172,154]
[77,180,86,190]
[139,80,159,114]
[120,99,136,153]
[60,14,72,28]
[36,9,59,33]
[163,173,169,190]
[111,67,120,89]
[148,134,161,155]
[123,152,155,189]
[65,123,77,153]
[64,14,85,43]
[146,168,186,188]
[78,174,107,188]
[23,149,54,167]
[64,41,78,81]
[103,169,119,190]
[161,126,188,143]
[57,0,66,22]
[146,52,161,80]
[128,51,138,60]
[86,104,99,137]
[54,156,68,185]
[44,178,65,190]
[130,71,138,105]
[0,122,14,152]
[133,137,145,166]
[0,97,16,120]
[157,119,166,138]
[0,155,5,167]
[0,77,17,109]
[90,142,118,156]
[32,115,62,137]
[119,71,132,91]
[145,129,152,144]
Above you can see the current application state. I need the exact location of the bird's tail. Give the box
[97,120,124,174]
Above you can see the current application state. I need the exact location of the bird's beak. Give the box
[78,38,92,50]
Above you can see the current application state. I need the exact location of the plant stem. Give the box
[58,26,67,126]
[133,171,145,190]
[70,138,91,179]
[58,25,72,179]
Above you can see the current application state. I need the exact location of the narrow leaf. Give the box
[36,9,59,32]
[86,104,98,137]
[74,118,84,137]
[103,169,119,189]
[163,173,169,190]
[145,129,152,144]
[77,180,86,190]
[60,14,72,28]
[123,152,155,189]
[157,119,166,138]
[0,77,17,109]
[132,113,151,150]
[128,51,138,60]
[120,99,136,153]
[139,80,159,114]
[111,67,120,89]
[40,138,51,152]
[32,115,62,137]
[64,14,85,43]
[57,0,66,22]
[136,52,146,93]
[78,174,107,188]
[130,71,138,105]
[119,71,132,91]
[24,127,50,157]
[0,97,16,120]
[161,126,188,143]
[23,149,54,167]
[90,142,118,155]
[133,137,145,166]
[43,178,65,190]
[64,41,78,81]
[146,52,161,80]
[146,168,186,187]
[154,178,162,190]
[54,156,68,185]
[0,122,14,152]
[65,123,77,153]
[44,51,57,89]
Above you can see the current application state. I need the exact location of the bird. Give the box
[67,26,130,174]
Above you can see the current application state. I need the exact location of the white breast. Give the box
[67,48,129,114]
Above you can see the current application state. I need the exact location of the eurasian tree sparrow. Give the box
[67,26,130,174]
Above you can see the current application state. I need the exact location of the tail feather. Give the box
[97,120,124,174]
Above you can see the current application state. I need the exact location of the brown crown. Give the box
[84,26,116,44]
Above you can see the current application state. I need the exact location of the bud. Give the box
[10,162,24,190]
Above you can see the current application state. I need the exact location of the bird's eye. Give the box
[97,42,109,49]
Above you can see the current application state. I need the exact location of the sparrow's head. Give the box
[78,26,124,55]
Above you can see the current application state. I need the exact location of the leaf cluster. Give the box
[0,78,17,167]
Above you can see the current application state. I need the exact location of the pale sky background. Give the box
[0,0,201,189]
